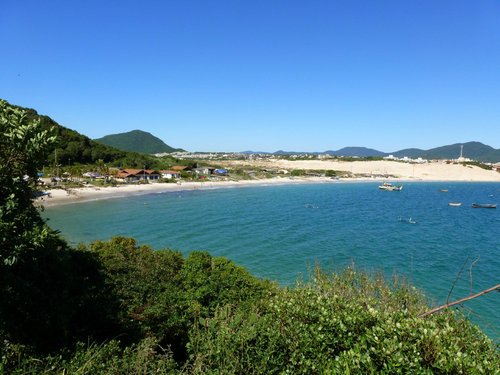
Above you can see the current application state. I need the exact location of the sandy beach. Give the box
[36,177,321,207]
[36,160,500,207]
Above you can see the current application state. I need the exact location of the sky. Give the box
[1,1,499,152]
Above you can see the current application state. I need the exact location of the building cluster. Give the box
[82,165,229,183]
[383,155,428,163]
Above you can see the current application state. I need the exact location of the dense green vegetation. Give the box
[1,99,498,373]
[95,129,183,154]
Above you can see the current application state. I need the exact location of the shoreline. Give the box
[36,177,343,207]
[36,175,499,208]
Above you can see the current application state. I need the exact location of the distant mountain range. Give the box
[95,130,183,154]
[247,142,500,163]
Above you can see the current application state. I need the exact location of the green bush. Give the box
[181,251,275,318]
[87,238,273,362]
[186,268,499,374]
[290,169,305,176]
[89,238,187,354]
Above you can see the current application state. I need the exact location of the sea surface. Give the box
[43,181,499,339]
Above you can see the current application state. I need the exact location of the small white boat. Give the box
[448,202,462,207]
[379,182,403,191]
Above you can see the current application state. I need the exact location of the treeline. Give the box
[1,100,499,373]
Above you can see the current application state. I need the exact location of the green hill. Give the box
[95,130,182,154]
[392,142,500,162]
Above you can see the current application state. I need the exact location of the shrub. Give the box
[186,268,499,374]
[88,238,274,362]
[1,337,177,375]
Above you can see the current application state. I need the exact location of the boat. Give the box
[448,202,462,207]
[439,189,449,192]
[472,203,497,209]
[398,217,417,224]
[379,182,403,191]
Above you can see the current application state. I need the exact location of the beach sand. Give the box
[36,160,500,207]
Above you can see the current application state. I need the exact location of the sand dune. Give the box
[225,159,500,182]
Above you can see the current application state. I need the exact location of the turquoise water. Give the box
[44,182,499,339]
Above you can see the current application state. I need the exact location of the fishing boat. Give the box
[448,202,462,207]
[379,182,403,191]
[471,203,497,209]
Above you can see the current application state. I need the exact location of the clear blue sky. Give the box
[1,1,499,152]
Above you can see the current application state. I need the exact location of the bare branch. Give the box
[469,256,480,296]
[419,284,500,318]
[447,256,469,304]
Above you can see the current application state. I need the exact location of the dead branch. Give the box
[469,256,480,296]
[447,256,469,304]
[419,284,500,318]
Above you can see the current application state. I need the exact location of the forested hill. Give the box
[392,142,500,162]
[3,99,170,168]
[95,130,182,154]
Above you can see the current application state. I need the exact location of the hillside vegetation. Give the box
[1,100,498,373]
[95,129,183,154]
[1,99,176,170]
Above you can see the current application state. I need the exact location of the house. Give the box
[193,167,215,175]
[492,163,500,172]
[116,169,161,182]
[160,170,181,179]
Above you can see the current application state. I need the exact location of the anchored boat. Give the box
[378,182,403,191]
[471,203,497,209]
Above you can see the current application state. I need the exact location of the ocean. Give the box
[43,181,499,339]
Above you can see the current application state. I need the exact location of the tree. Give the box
[0,100,111,352]
[0,99,57,266]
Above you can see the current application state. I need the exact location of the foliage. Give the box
[187,268,499,374]
[0,100,114,352]
[89,238,186,350]
[1,337,178,374]
[180,251,275,318]
[325,169,338,177]
[0,241,113,352]
[86,238,273,362]
[0,100,56,266]
[290,169,306,176]
[461,161,493,170]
